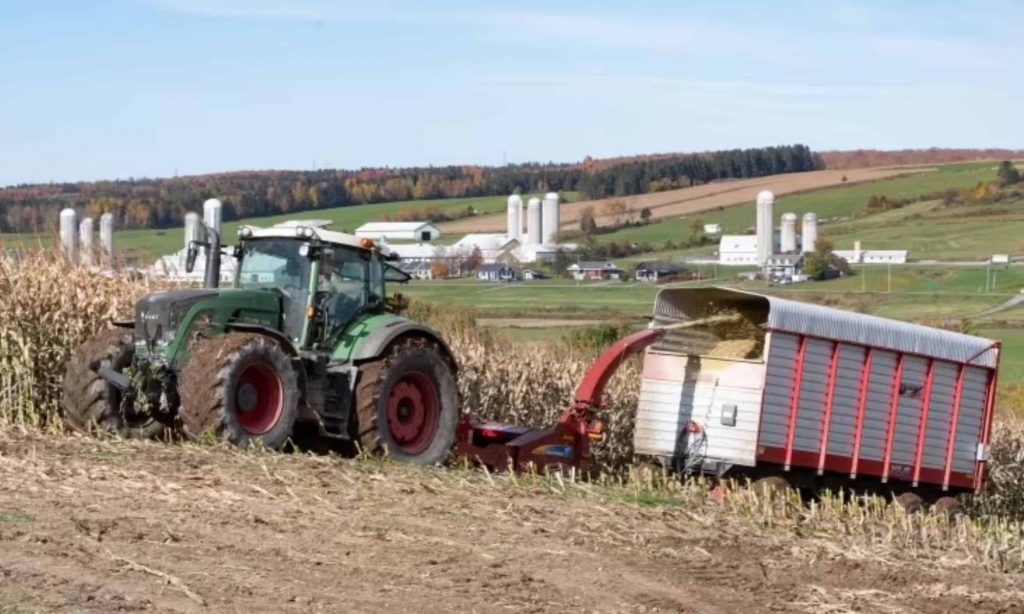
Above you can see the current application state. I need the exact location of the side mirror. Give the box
[185,241,199,273]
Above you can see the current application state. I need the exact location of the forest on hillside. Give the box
[0,144,821,233]
[819,148,1024,169]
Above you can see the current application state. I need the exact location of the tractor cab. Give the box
[234,221,409,349]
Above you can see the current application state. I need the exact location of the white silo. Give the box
[79,217,95,267]
[99,212,115,264]
[541,192,559,244]
[801,212,818,253]
[203,198,223,237]
[59,208,77,263]
[755,190,774,265]
[780,213,797,253]
[526,197,542,245]
[506,194,523,241]
[184,212,203,248]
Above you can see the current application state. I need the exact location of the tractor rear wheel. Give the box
[61,328,165,439]
[352,336,458,465]
[180,333,299,449]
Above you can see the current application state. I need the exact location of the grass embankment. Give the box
[594,161,1004,246]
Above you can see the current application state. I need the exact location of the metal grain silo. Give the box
[780,212,797,253]
[755,190,774,265]
[184,212,203,248]
[506,194,523,241]
[59,208,77,263]
[99,213,115,264]
[541,192,559,244]
[802,213,819,251]
[79,217,95,267]
[526,197,542,245]
[801,212,818,253]
[203,198,223,237]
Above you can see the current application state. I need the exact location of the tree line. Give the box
[0,144,820,234]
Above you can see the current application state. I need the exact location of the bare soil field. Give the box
[1,431,1022,613]
[441,167,925,234]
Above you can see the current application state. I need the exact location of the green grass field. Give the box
[592,161,1006,247]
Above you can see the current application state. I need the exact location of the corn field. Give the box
[3,252,1024,521]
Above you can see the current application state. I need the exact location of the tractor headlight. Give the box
[294,226,315,239]
[238,226,253,239]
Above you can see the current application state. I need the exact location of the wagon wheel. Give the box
[894,492,926,513]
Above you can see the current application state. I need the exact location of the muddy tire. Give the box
[895,492,926,513]
[61,328,165,439]
[179,333,298,449]
[932,496,965,519]
[352,336,458,465]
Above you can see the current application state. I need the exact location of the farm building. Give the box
[764,253,804,282]
[387,243,443,263]
[397,261,435,280]
[477,263,516,282]
[635,261,686,282]
[149,248,237,284]
[834,249,908,264]
[718,235,760,265]
[703,223,722,234]
[454,234,520,264]
[522,268,547,280]
[515,242,578,264]
[568,261,625,281]
[355,221,441,242]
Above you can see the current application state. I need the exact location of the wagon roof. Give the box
[652,287,999,368]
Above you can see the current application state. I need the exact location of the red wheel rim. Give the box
[386,371,439,454]
[234,362,283,435]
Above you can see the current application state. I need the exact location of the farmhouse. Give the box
[764,253,804,282]
[476,263,516,282]
[635,260,686,282]
[355,221,441,242]
[568,261,624,281]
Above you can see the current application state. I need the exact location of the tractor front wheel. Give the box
[353,337,458,465]
[180,334,299,449]
[61,328,166,438]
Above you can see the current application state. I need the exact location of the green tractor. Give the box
[61,220,460,464]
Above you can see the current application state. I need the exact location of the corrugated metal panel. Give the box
[826,344,867,459]
[653,288,998,367]
[952,367,989,473]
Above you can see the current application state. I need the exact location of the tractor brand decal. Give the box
[533,444,574,458]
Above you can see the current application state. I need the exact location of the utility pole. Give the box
[887,262,891,294]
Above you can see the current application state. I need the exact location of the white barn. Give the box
[718,235,759,265]
[355,221,441,242]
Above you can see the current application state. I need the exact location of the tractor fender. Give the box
[352,322,458,370]
[224,322,299,356]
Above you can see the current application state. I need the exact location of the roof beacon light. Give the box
[360,238,375,249]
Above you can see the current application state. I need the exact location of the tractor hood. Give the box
[134,288,283,352]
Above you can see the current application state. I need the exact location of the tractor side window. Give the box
[319,248,369,329]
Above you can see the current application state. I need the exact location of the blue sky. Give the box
[0,0,1021,186]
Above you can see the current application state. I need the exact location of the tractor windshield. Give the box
[236,239,312,342]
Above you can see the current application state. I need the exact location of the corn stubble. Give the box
[3,253,1024,570]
